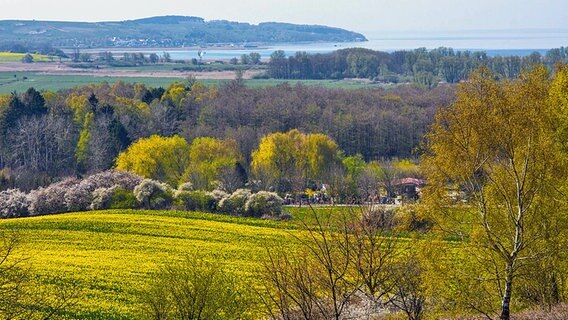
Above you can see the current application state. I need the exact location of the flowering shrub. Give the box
[27,178,80,215]
[244,191,283,217]
[210,189,229,203]
[0,189,29,218]
[134,179,173,209]
[90,187,117,210]
[2,167,288,221]
[80,170,143,192]
[64,184,93,212]
[177,182,194,192]
[218,189,251,215]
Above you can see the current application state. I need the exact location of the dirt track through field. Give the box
[0,62,262,79]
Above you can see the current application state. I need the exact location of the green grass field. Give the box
[0,72,187,94]
[0,209,301,319]
[0,71,387,94]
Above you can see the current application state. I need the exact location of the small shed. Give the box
[393,178,426,200]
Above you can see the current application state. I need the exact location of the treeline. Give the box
[266,47,568,86]
[0,80,450,190]
[0,41,67,58]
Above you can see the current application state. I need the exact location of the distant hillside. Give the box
[0,15,367,49]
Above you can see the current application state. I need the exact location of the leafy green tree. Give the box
[249,52,261,65]
[149,53,159,64]
[1,89,47,134]
[240,54,251,65]
[440,56,461,83]
[340,153,366,199]
[268,50,288,79]
[347,49,379,78]
[162,52,171,63]
[21,88,46,115]
[21,53,33,63]
[422,66,567,319]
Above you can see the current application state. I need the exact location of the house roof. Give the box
[394,178,426,186]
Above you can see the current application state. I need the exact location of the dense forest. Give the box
[266,46,568,85]
[0,80,452,191]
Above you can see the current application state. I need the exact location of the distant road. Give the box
[0,62,263,79]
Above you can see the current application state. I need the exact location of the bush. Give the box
[218,189,251,215]
[91,187,139,210]
[244,191,283,218]
[210,189,229,204]
[80,170,143,192]
[110,188,139,209]
[134,179,173,209]
[0,189,29,218]
[278,211,293,221]
[393,204,432,232]
[64,184,93,212]
[6,171,143,216]
[361,206,396,230]
[90,187,116,210]
[141,255,252,320]
[27,178,80,215]
[177,182,194,192]
[174,190,217,212]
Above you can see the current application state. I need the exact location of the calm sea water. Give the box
[113,30,568,61]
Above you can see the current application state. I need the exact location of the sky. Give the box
[0,0,566,34]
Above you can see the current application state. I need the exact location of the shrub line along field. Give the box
[0,208,359,319]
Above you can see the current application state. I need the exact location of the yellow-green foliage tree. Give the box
[0,95,10,110]
[183,137,243,190]
[545,65,568,309]
[392,159,421,178]
[302,133,340,181]
[116,135,189,186]
[550,65,568,152]
[251,129,339,192]
[422,66,567,319]
[252,129,304,192]
[75,112,94,172]
[65,93,91,125]
[160,82,188,108]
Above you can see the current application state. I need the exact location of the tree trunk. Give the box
[500,263,514,320]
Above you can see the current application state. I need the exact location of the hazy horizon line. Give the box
[1,15,565,36]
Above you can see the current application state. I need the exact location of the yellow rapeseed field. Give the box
[0,52,51,62]
[0,210,298,319]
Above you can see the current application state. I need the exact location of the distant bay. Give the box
[96,29,568,61]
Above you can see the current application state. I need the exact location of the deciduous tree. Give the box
[422,66,567,319]
[115,135,190,187]
[183,137,243,191]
